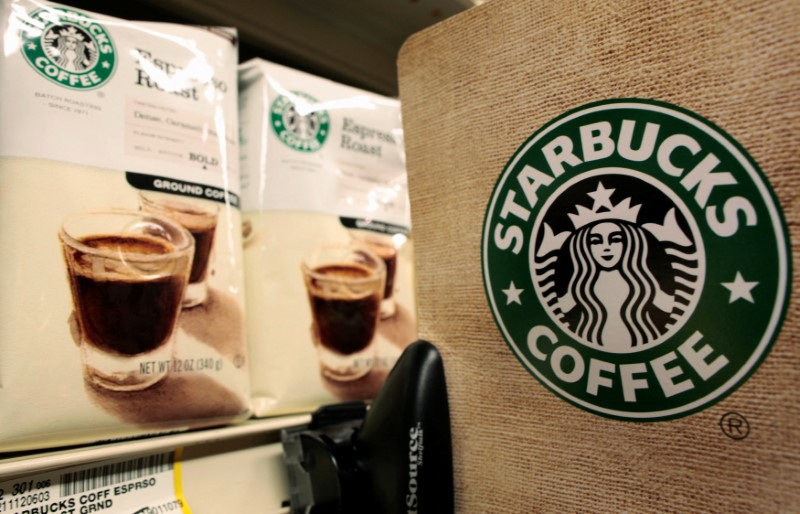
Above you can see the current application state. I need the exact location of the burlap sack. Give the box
[398,0,798,511]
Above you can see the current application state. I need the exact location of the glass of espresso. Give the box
[139,191,219,308]
[301,243,386,381]
[349,230,401,319]
[59,210,194,391]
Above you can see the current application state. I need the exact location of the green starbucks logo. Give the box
[20,7,116,90]
[270,92,330,152]
[482,99,790,421]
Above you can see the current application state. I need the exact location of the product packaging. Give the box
[398,0,798,510]
[0,0,249,451]
[239,58,417,416]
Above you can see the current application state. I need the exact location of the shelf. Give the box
[0,415,310,513]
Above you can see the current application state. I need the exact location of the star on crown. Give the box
[46,25,87,42]
[567,182,641,230]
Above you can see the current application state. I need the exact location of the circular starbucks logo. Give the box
[270,92,330,152]
[482,99,790,421]
[20,7,116,90]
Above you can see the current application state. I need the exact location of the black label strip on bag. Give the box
[127,171,241,208]
[339,216,409,236]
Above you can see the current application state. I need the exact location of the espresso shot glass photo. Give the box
[59,210,194,391]
[301,243,386,381]
[139,190,219,308]
[349,229,401,319]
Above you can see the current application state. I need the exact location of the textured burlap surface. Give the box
[397,0,798,511]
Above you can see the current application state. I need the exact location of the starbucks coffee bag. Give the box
[0,0,249,451]
[238,59,417,416]
[398,0,798,511]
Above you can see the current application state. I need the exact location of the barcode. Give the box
[59,452,174,497]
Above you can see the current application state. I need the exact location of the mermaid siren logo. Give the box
[18,6,116,90]
[535,177,702,353]
[44,25,96,71]
[483,100,790,421]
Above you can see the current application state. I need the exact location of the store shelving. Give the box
[0,415,310,512]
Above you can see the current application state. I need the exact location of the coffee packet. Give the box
[0,0,249,451]
[398,0,798,510]
[238,58,417,416]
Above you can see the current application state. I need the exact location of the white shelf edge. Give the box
[0,414,311,480]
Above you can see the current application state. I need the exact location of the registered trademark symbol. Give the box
[719,412,750,440]
[97,92,104,98]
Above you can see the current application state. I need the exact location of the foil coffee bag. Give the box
[239,58,417,416]
[398,0,798,511]
[0,0,249,451]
